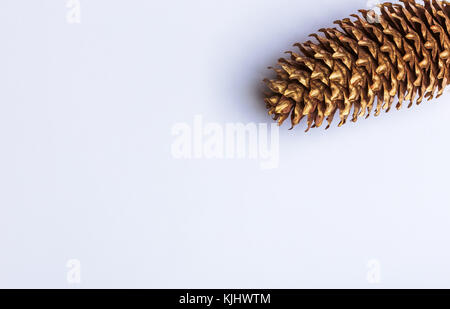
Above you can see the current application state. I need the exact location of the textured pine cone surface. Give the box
[264,0,450,131]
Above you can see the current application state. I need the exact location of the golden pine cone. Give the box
[264,0,450,131]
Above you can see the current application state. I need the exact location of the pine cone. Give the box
[264,0,450,131]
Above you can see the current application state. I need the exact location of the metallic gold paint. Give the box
[264,0,450,131]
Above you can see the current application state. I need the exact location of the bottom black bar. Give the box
[1,289,449,306]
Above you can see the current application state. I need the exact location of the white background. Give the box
[1,0,450,288]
